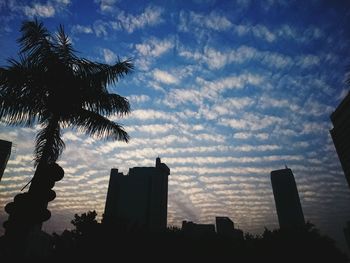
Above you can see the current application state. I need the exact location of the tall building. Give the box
[0,139,12,181]
[344,221,350,251]
[215,217,243,240]
[104,157,170,231]
[271,167,305,229]
[216,217,234,235]
[330,91,350,188]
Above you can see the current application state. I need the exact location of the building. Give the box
[0,139,12,181]
[181,221,216,236]
[330,91,350,188]
[104,157,170,231]
[271,167,305,229]
[215,217,243,240]
[216,216,234,235]
[344,221,350,251]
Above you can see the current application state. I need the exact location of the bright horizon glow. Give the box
[1,0,350,252]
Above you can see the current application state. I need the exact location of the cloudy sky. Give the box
[1,0,350,251]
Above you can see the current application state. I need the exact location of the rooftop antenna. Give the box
[285,163,288,169]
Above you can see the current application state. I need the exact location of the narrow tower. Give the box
[104,158,170,231]
[330,91,350,188]
[0,139,12,181]
[271,167,305,229]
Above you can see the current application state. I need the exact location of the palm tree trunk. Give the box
[3,116,62,258]
[29,115,61,228]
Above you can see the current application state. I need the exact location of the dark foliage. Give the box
[46,211,348,263]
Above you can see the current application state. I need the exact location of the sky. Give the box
[1,0,350,252]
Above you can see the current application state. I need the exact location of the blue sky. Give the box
[1,0,350,251]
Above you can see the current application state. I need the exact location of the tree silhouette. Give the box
[71,210,99,237]
[0,19,132,247]
[48,212,348,262]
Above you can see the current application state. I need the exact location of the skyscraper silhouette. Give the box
[215,217,244,240]
[216,217,234,235]
[0,139,12,181]
[330,91,350,188]
[343,221,350,250]
[271,167,305,229]
[104,157,170,231]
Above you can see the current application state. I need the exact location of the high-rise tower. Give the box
[104,157,170,231]
[0,139,12,181]
[330,91,350,188]
[271,167,305,229]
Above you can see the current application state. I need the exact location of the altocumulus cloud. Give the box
[1,0,350,253]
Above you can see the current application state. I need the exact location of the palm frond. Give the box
[18,19,53,61]
[75,59,133,89]
[97,58,134,86]
[1,56,42,96]
[0,85,43,126]
[35,116,65,166]
[1,56,29,93]
[0,99,38,127]
[0,54,50,123]
[67,109,129,142]
[83,93,130,117]
[0,60,44,126]
[55,24,76,65]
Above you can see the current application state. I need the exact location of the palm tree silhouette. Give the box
[0,20,132,237]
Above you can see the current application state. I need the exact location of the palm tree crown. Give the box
[0,19,133,166]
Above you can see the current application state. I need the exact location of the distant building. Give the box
[104,157,170,231]
[216,217,243,240]
[0,139,12,181]
[344,221,350,251]
[216,216,234,234]
[271,167,305,229]
[181,220,216,236]
[330,91,350,188]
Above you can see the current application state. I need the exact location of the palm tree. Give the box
[0,19,133,238]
